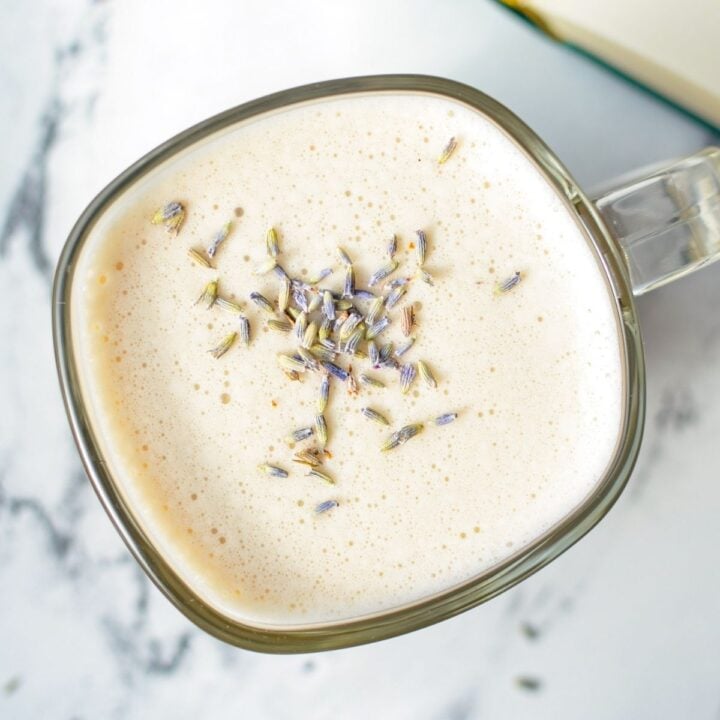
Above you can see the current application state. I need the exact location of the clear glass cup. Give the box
[52,75,720,652]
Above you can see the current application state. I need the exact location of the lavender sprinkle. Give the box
[387,277,411,290]
[309,468,335,485]
[496,271,522,294]
[308,267,333,285]
[195,280,218,308]
[366,316,390,340]
[337,246,352,266]
[394,338,415,358]
[319,317,332,341]
[155,201,182,220]
[344,327,364,355]
[382,422,424,451]
[208,332,237,359]
[323,290,336,320]
[151,201,185,235]
[416,229,427,267]
[379,342,394,362]
[385,285,406,310]
[188,248,212,268]
[216,297,243,315]
[290,426,314,442]
[399,363,417,394]
[417,359,437,388]
[418,269,435,286]
[294,312,308,343]
[321,361,349,381]
[362,407,390,425]
[438,136,458,164]
[368,341,380,366]
[339,313,362,340]
[267,319,292,334]
[207,221,232,258]
[399,424,422,441]
[368,260,399,287]
[294,449,323,467]
[238,316,250,346]
[315,414,328,448]
[302,321,318,349]
[293,288,309,312]
[347,372,359,396]
[387,234,398,259]
[401,304,415,337]
[273,264,290,281]
[297,348,320,371]
[266,227,280,258]
[311,344,336,362]
[249,291,275,315]
[318,375,330,412]
[366,296,385,326]
[278,276,291,312]
[277,354,306,372]
[258,463,288,478]
[254,258,277,275]
[315,499,339,514]
[354,289,376,301]
[359,373,385,388]
[343,264,355,298]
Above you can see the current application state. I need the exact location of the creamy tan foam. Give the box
[72,92,624,625]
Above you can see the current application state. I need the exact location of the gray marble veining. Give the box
[2,1,719,718]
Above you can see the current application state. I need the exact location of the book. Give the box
[499,0,720,129]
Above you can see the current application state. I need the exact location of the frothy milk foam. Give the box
[72,92,624,625]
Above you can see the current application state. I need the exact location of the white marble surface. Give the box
[1,1,719,718]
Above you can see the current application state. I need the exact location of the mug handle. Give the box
[594,147,720,295]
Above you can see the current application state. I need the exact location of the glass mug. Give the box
[52,75,720,652]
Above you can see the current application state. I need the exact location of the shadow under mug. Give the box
[52,75,720,652]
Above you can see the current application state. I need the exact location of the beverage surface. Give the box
[73,91,624,625]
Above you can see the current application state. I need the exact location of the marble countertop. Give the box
[2,1,719,718]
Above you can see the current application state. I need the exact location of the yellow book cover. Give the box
[499,0,720,129]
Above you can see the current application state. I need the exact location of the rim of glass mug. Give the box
[52,74,645,653]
